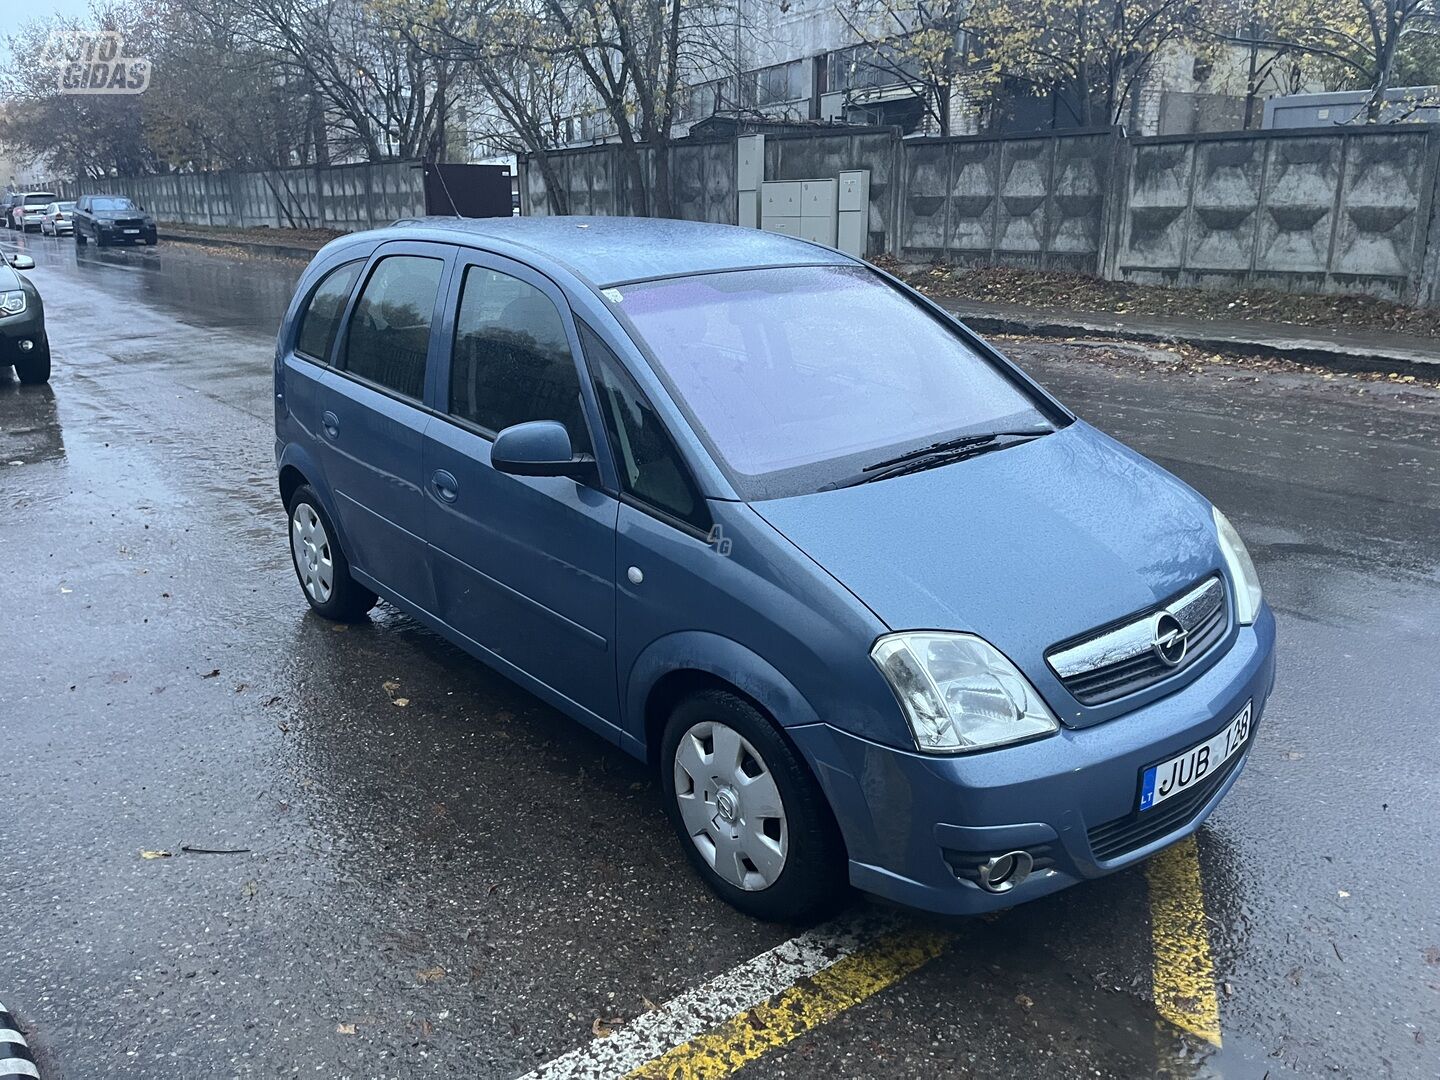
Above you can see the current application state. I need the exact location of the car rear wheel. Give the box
[286,484,377,621]
[14,337,51,384]
[661,689,847,922]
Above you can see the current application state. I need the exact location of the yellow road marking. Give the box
[1146,835,1222,1046]
[621,927,952,1079]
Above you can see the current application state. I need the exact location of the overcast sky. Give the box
[22,0,94,21]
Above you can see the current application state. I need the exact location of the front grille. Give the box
[1047,577,1228,705]
[1086,748,1245,862]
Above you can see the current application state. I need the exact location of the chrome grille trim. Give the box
[1047,577,1227,705]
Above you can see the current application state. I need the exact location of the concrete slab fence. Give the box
[53,161,427,232]
[523,124,1440,307]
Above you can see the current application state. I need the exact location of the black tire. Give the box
[14,337,51,385]
[660,689,847,922]
[94,230,107,248]
[285,483,377,621]
[144,236,157,247]
[75,229,87,246]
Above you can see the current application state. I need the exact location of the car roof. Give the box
[356,215,855,288]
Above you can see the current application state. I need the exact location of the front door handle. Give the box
[321,411,339,439]
[431,470,459,502]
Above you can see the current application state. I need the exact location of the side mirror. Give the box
[7,254,35,271]
[491,420,596,481]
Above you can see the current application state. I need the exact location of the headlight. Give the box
[1213,507,1262,624]
[871,632,1059,753]
[0,290,26,317]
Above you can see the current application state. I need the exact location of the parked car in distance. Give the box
[40,201,77,236]
[273,217,1275,921]
[7,192,58,232]
[0,252,50,384]
[73,194,157,247]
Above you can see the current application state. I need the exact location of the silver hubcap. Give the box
[290,502,334,603]
[673,720,788,891]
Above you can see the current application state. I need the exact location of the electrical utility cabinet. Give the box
[761,179,837,246]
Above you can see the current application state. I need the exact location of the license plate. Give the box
[1139,701,1251,811]
[123,229,140,234]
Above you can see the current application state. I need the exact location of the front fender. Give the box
[623,630,824,761]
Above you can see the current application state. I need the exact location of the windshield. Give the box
[611,265,1055,499]
[92,197,137,211]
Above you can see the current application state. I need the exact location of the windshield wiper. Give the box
[819,428,1052,492]
[861,427,1054,473]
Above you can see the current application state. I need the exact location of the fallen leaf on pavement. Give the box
[417,966,446,984]
[202,669,220,678]
[393,697,410,707]
[1015,993,1034,1009]
[336,1023,357,1035]
[592,1016,623,1037]
[140,849,172,859]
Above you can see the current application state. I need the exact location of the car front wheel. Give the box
[661,689,847,922]
[286,485,377,621]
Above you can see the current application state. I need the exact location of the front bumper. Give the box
[0,308,47,362]
[96,224,157,243]
[792,605,1277,915]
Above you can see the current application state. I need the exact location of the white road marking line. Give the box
[0,1059,39,1079]
[516,910,903,1080]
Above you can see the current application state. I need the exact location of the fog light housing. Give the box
[977,850,1033,893]
[18,339,33,351]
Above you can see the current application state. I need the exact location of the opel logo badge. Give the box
[1152,612,1189,667]
[715,787,739,823]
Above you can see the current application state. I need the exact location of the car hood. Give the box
[751,421,1223,685]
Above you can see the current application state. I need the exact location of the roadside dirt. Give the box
[877,258,1440,340]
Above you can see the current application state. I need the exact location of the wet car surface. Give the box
[1,232,1438,1079]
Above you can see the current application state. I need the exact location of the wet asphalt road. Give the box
[1,232,1438,1079]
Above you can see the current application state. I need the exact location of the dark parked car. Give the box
[0,252,49,384]
[273,217,1274,921]
[73,194,157,247]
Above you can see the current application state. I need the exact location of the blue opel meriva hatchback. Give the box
[274,217,1275,921]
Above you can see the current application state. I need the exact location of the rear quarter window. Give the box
[295,261,363,362]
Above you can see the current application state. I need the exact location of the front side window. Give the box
[343,255,444,400]
[610,264,1052,499]
[295,260,362,362]
[581,324,707,531]
[449,266,590,452]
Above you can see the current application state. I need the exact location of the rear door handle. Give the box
[431,470,459,502]
[321,411,339,439]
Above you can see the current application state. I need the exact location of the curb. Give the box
[939,304,1438,377]
[159,231,325,262]
[0,999,39,1079]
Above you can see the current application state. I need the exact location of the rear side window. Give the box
[449,265,590,451]
[343,255,444,400]
[580,324,707,531]
[295,261,362,362]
